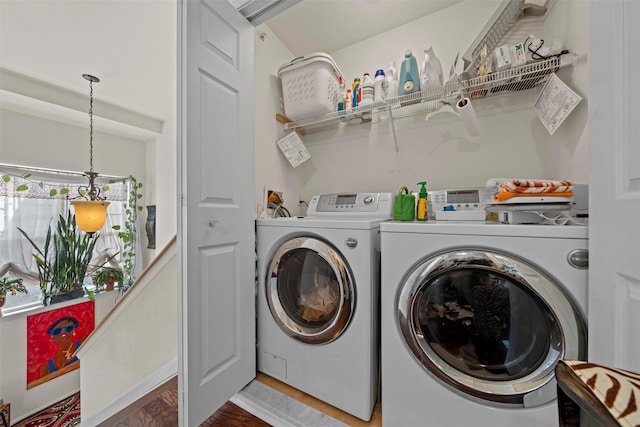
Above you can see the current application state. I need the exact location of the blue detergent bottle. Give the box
[398,50,421,96]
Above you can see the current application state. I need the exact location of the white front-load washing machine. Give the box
[380,221,588,426]
[256,192,392,421]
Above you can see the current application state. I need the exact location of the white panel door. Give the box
[588,0,640,371]
[178,0,255,425]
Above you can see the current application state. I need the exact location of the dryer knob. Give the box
[345,236,358,248]
[363,196,374,204]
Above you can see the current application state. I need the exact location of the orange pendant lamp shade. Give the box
[71,200,110,234]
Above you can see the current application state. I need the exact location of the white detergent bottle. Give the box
[360,73,374,121]
[374,69,386,102]
[385,61,398,100]
[421,43,443,91]
[360,73,374,106]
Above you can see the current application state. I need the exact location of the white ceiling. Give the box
[265,0,461,57]
[0,0,460,132]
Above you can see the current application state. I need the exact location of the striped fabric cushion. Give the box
[561,360,640,426]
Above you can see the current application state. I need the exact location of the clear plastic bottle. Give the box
[352,78,361,108]
[338,75,346,100]
[345,89,353,109]
[385,62,398,100]
[337,75,346,113]
[374,69,386,102]
[421,44,443,90]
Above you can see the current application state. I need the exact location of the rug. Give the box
[13,393,80,427]
[231,381,348,427]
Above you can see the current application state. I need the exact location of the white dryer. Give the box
[256,192,392,421]
[380,221,588,426]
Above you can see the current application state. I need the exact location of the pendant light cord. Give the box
[89,79,94,174]
[81,74,101,201]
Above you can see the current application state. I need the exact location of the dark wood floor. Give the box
[97,374,383,426]
[99,376,270,427]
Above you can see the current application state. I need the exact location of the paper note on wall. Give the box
[276,131,310,168]
[534,73,582,135]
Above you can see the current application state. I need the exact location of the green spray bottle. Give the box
[416,181,428,221]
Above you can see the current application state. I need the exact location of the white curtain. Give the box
[0,196,65,283]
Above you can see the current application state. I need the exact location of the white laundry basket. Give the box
[277,52,342,121]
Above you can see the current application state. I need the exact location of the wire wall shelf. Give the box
[280,53,575,134]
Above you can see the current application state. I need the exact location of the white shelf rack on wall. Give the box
[277,54,574,133]
[275,0,574,141]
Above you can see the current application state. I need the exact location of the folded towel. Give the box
[500,179,572,193]
[494,179,573,202]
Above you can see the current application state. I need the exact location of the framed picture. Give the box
[26,300,95,389]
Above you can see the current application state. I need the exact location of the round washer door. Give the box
[266,236,355,345]
[397,248,586,407]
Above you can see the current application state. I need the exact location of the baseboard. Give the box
[80,358,177,427]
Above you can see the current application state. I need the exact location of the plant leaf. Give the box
[2,175,10,183]
[50,189,58,197]
[16,184,29,191]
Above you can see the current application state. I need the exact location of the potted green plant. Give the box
[18,211,100,304]
[0,276,27,313]
[92,266,124,292]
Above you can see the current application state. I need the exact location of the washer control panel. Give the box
[307,192,393,218]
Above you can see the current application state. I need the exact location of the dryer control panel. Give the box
[307,192,393,218]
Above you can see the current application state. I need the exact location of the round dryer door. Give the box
[266,236,355,345]
[397,248,586,407]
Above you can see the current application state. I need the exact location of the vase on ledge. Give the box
[146,205,156,249]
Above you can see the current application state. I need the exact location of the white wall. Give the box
[0,294,117,422]
[539,0,589,183]
[253,25,305,216]
[255,0,589,207]
[0,109,146,179]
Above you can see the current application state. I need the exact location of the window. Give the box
[0,164,135,315]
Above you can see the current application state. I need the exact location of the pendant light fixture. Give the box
[71,74,109,236]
